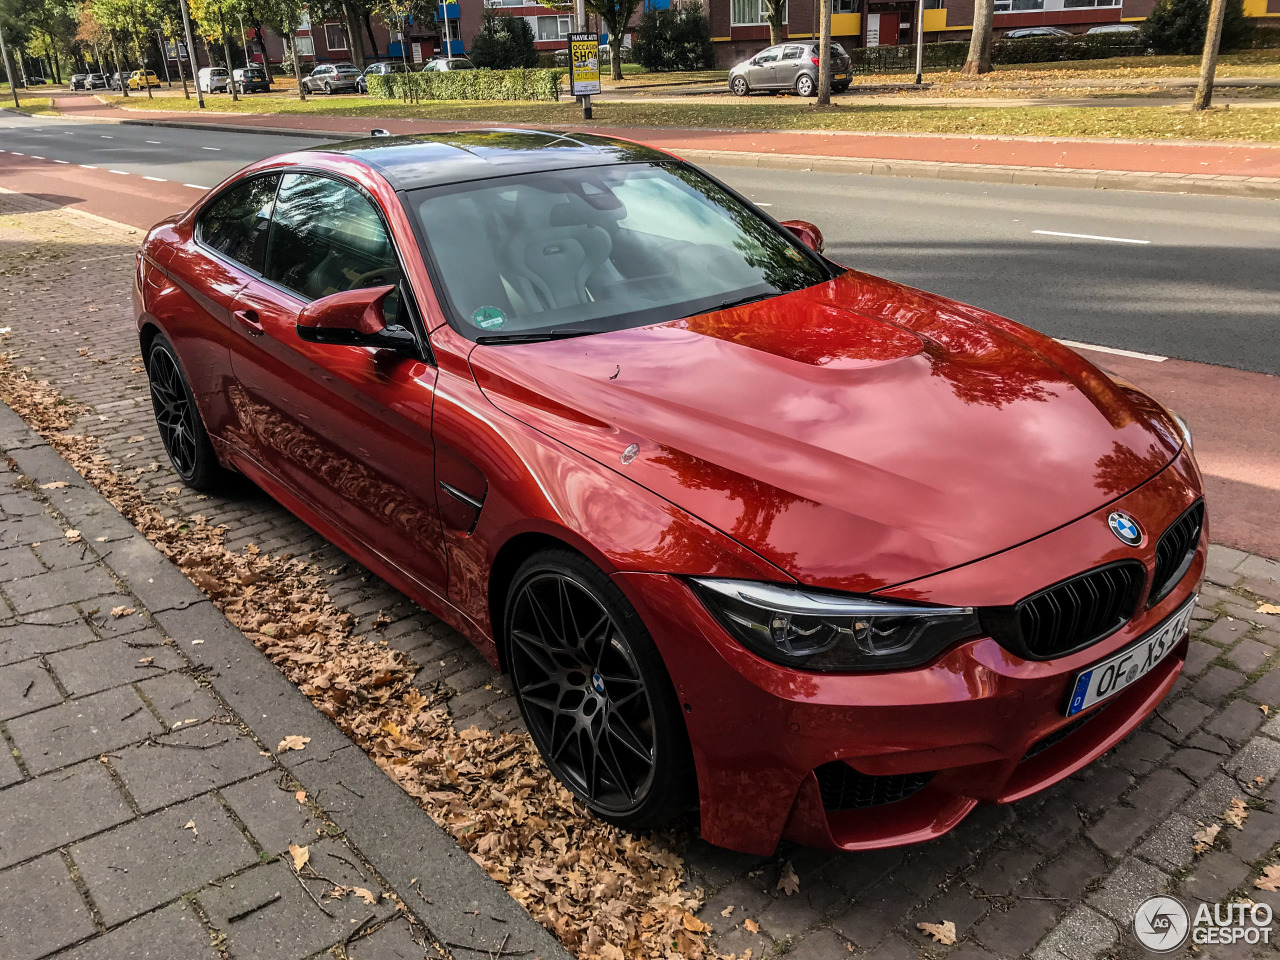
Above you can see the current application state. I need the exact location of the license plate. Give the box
[834,73,848,80]
[1065,596,1195,716]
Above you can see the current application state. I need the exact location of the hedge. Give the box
[845,33,1144,75]
[368,67,562,102]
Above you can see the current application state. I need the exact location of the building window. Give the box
[993,0,1043,10]
[1063,0,1120,6]
[529,14,572,39]
[325,23,347,49]
[731,0,787,26]
[486,0,527,6]
[295,36,315,56]
[832,0,855,13]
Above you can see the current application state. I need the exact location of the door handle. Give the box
[233,308,263,334]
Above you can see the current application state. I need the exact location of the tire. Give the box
[145,333,233,493]
[504,548,695,831]
[832,82,849,94]
[324,81,332,94]
[796,73,816,97]
[730,75,749,97]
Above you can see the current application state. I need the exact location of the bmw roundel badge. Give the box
[1108,511,1143,546]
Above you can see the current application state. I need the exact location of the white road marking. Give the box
[11,152,23,156]
[108,169,129,175]
[145,140,162,144]
[143,176,166,182]
[80,164,97,169]
[1033,229,1150,246]
[30,155,44,160]
[1058,339,1167,363]
[183,183,209,189]
[201,146,220,151]
[100,135,113,139]
[53,159,69,163]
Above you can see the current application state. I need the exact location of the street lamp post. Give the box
[915,0,924,85]
[178,0,205,107]
[0,19,20,109]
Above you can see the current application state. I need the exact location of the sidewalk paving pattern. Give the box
[2,191,1280,959]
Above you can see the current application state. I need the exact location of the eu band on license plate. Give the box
[1065,596,1196,717]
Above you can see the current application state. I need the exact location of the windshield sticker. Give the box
[473,306,506,330]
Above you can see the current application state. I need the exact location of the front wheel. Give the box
[146,333,233,493]
[730,75,749,96]
[796,73,816,97]
[505,549,695,831]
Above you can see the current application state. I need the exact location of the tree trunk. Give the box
[113,35,130,95]
[767,0,784,45]
[960,0,994,76]
[174,33,190,98]
[343,1,365,68]
[364,11,379,58]
[815,0,833,105]
[290,33,307,100]
[223,33,238,100]
[134,30,153,97]
[1193,0,1227,111]
[609,34,622,80]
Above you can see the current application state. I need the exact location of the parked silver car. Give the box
[1086,23,1139,33]
[421,57,475,72]
[301,62,362,94]
[729,42,851,97]
[1003,26,1072,38]
[357,60,410,93]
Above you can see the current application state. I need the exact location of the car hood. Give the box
[470,270,1182,593]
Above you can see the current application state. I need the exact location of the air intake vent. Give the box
[814,763,935,811]
[1023,701,1111,761]
[982,561,1146,661]
[1150,500,1204,607]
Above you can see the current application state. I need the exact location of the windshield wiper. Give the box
[707,291,776,313]
[474,329,596,345]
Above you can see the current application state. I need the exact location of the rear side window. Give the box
[196,175,280,272]
[781,46,803,60]
[264,173,405,322]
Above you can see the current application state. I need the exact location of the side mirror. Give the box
[295,284,417,352]
[781,219,824,255]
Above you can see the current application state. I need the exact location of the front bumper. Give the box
[616,447,1204,854]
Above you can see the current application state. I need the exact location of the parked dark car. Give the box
[357,60,410,93]
[301,62,362,94]
[70,73,89,90]
[27,75,48,85]
[729,42,852,97]
[233,66,272,93]
[87,72,108,89]
[1004,26,1072,38]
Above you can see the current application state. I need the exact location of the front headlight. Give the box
[690,578,981,672]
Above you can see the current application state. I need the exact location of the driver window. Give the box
[756,49,779,63]
[265,173,405,323]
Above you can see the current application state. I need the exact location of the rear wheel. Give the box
[796,73,816,97]
[505,549,695,830]
[323,81,333,94]
[730,75,749,96]
[146,334,233,493]
[832,82,850,94]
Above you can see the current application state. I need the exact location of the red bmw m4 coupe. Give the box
[135,131,1205,854]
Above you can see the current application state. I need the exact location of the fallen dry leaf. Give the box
[743,918,759,934]
[1225,797,1250,830]
[111,606,136,618]
[777,861,800,896]
[294,789,307,804]
[1255,865,1280,892]
[1262,705,1270,716]
[64,529,81,543]
[917,920,957,945]
[126,435,144,443]
[1192,823,1220,853]
[1258,603,1280,615]
[289,843,309,871]
[720,905,735,918]
[277,735,311,754]
[183,819,198,837]
[40,481,68,489]
[351,886,378,904]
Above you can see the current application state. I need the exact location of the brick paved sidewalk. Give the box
[3,189,1280,960]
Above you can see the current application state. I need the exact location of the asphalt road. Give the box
[3,111,1278,375]
[2,110,1279,558]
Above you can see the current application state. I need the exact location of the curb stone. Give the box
[0,401,569,960]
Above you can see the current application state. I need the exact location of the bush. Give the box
[470,12,539,70]
[368,67,562,101]
[1141,0,1250,54]
[844,33,1144,74]
[633,1,714,72]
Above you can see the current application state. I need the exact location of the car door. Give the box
[746,48,780,88]
[225,170,448,596]
[775,45,806,88]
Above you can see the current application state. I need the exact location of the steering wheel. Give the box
[349,265,403,290]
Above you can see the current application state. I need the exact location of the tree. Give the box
[1141,0,1247,55]
[584,0,638,80]
[469,11,536,69]
[763,0,782,45]
[961,0,993,75]
[76,3,110,71]
[188,0,245,98]
[370,0,429,71]
[814,0,831,104]
[92,0,163,95]
[257,0,306,97]
[632,1,711,72]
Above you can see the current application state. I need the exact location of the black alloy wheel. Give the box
[505,550,694,829]
[146,335,232,492]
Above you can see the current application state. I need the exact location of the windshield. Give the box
[412,162,832,342]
